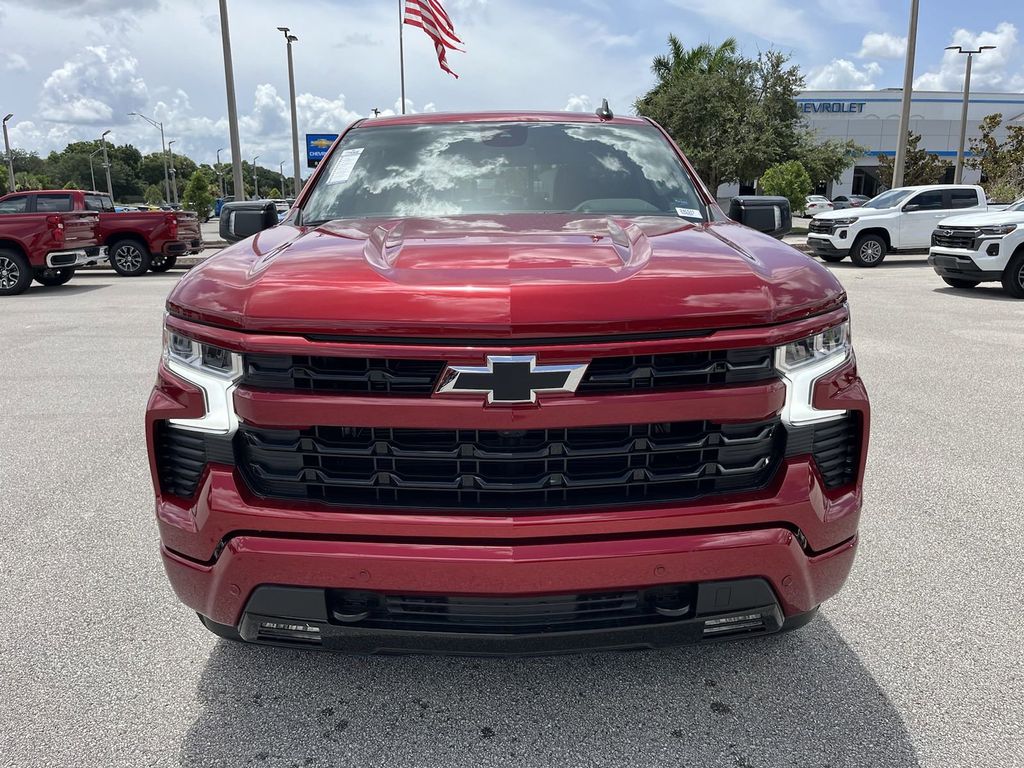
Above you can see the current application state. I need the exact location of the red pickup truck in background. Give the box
[0,196,103,296]
[0,190,202,277]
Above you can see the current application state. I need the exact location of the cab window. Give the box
[0,195,28,214]
[905,190,944,211]
[84,193,115,212]
[949,189,979,209]
[35,194,74,212]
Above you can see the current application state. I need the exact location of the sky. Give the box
[1,0,1022,168]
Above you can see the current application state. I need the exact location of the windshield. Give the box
[301,122,705,223]
[1008,198,1024,212]
[862,189,915,209]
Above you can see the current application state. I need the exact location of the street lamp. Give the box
[2,113,14,192]
[89,148,103,191]
[252,154,261,199]
[167,140,178,205]
[277,26,301,198]
[100,130,114,199]
[219,0,245,204]
[128,111,171,203]
[948,44,996,184]
[278,161,286,196]
[216,147,227,198]
[892,0,920,189]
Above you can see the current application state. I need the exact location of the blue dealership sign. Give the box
[306,133,339,168]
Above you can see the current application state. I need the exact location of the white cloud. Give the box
[38,46,148,124]
[668,0,807,46]
[807,59,883,90]
[564,94,593,112]
[4,0,159,16]
[4,52,29,72]
[858,32,907,60]
[914,22,1024,91]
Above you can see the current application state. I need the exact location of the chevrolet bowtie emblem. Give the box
[436,355,589,404]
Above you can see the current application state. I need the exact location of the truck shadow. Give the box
[178,614,920,768]
[932,286,1020,302]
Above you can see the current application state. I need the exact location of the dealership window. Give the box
[950,189,979,209]
[35,194,74,212]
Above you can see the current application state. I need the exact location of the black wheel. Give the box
[109,238,151,276]
[34,267,75,287]
[198,613,243,642]
[0,249,33,296]
[150,253,178,273]
[818,253,846,263]
[1002,250,1024,299]
[941,277,980,289]
[850,234,887,267]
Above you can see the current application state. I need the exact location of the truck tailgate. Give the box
[175,212,202,245]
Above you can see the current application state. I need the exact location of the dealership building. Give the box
[718,89,1024,200]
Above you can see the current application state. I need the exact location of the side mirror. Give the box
[219,201,278,243]
[728,196,792,239]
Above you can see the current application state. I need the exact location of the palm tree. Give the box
[650,35,738,90]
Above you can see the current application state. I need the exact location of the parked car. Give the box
[929,197,1024,297]
[149,110,869,653]
[802,195,834,216]
[831,195,870,210]
[806,184,1004,267]
[0,192,103,295]
[214,196,234,217]
[0,189,203,276]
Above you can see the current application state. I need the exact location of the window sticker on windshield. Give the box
[675,206,702,219]
[325,148,364,185]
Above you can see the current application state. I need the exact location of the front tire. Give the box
[0,249,33,296]
[109,238,151,277]
[34,267,75,287]
[850,234,887,267]
[818,253,846,263]
[941,277,980,289]
[1002,250,1024,299]
[149,253,178,273]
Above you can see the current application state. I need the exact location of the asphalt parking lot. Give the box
[1,254,1022,768]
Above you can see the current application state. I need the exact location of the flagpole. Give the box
[399,0,406,114]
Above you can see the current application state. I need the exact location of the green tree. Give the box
[649,36,738,96]
[966,113,1024,198]
[144,184,165,205]
[759,160,813,213]
[795,137,864,186]
[877,132,949,187]
[182,170,214,220]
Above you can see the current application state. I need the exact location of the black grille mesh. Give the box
[931,229,976,250]
[237,419,784,511]
[155,425,207,498]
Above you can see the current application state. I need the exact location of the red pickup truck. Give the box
[148,111,869,653]
[0,190,202,277]
[0,196,103,295]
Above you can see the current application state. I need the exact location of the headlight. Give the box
[776,321,851,425]
[978,224,1017,237]
[163,325,242,433]
[831,217,859,226]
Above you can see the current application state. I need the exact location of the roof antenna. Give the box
[595,98,614,121]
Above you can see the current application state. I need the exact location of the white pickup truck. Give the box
[807,184,1004,267]
[928,198,1024,297]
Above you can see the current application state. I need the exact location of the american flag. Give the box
[403,0,463,78]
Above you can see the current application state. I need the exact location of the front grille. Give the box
[242,347,777,397]
[931,229,976,250]
[237,418,784,510]
[785,414,859,489]
[328,584,694,634]
[809,219,836,235]
[155,425,234,498]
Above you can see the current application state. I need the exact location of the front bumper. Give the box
[46,245,108,268]
[806,235,849,257]
[928,249,1004,282]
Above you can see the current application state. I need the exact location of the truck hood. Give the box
[938,210,1024,227]
[813,207,893,221]
[168,214,845,338]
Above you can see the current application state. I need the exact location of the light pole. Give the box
[89,147,103,191]
[219,0,245,206]
[100,130,114,199]
[949,45,996,184]
[252,154,261,199]
[216,147,227,197]
[2,114,15,192]
[128,111,171,202]
[278,161,286,196]
[167,140,178,205]
[892,0,920,189]
[277,26,301,197]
